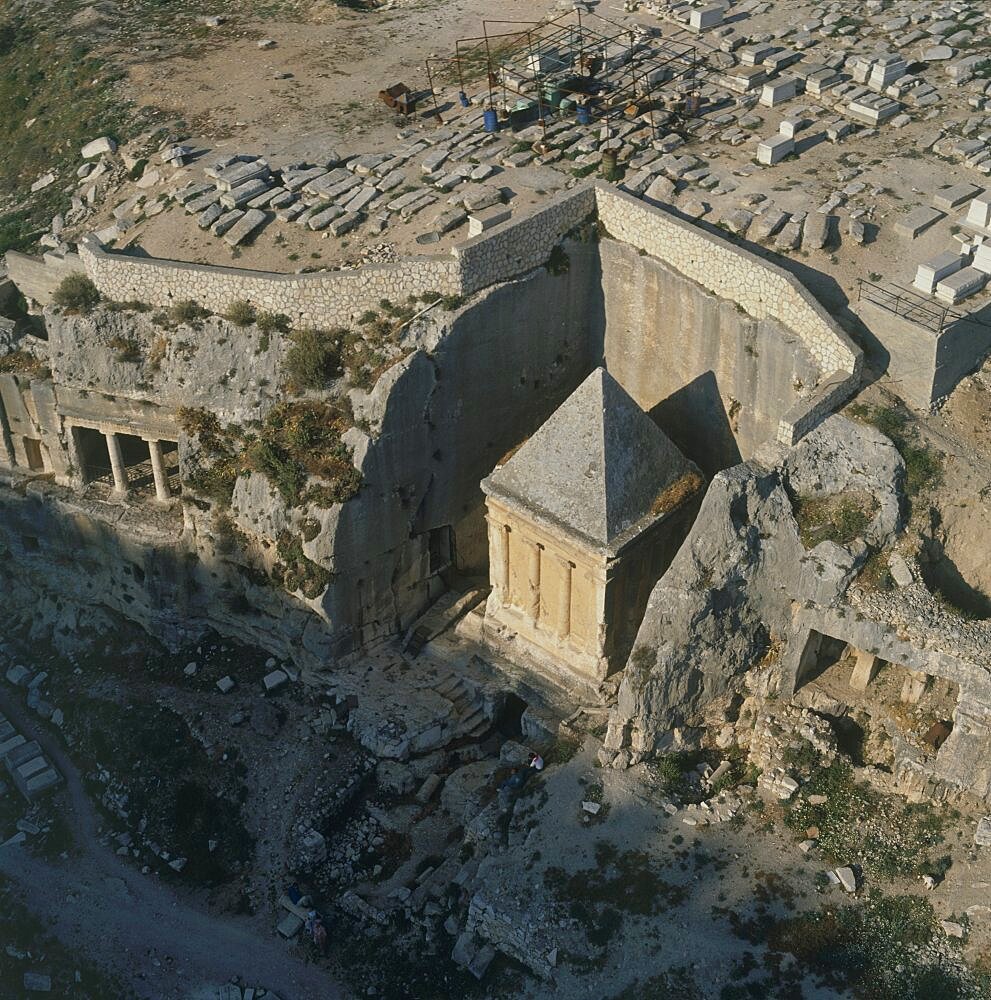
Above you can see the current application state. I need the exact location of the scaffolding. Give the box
[424,9,703,138]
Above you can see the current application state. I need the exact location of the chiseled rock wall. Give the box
[600,238,821,475]
[301,244,605,653]
[594,184,861,378]
[46,307,285,422]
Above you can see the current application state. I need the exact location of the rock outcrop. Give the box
[604,414,907,764]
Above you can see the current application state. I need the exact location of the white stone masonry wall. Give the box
[78,238,462,329]
[593,184,861,378]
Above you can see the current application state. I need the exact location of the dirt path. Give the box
[0,689,350,1000]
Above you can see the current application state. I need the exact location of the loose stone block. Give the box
[468,206,511,236]
[330,212,360,236]
[935,266,988,303]
[760,77,798,107]
[220,178,271,209]
[895,206,944,239]
[778,117,809,140]
[913,251,965,293]
[211,211,244,237]
[307,205,345,231]
[965,196,991,230]
[757,135,794,165]
[214,159,269,192]
[803,212,831,250]
[973,244,991,275]
[263,669,289,692]
[185,192,221,214]
[197,203,224,229]
[223,209,268,246]
[343,186,379,215]
[933,184,982,212]
[689,4,724,31]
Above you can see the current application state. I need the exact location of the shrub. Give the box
[546,244,570,276]
[273,531,331,599]
[785,760,946,878]
[256,311,291,336]
[283,327,343,392]
[170,299,210,325]
[246,438,307,505]
[52,274,101,313]
[849,402,943,499]
[224,299,256,327]
[794,492,876,549]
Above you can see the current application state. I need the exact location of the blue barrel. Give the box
[483,108,499,132]
[576,104,591,125]
[459,91,470,108]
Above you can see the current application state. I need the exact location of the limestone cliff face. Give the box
[46,307,285,423]
[3,250,605,665]
[609,463,796,755]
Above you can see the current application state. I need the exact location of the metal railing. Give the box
[857,279,952,334]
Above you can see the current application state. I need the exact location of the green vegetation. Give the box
[284,326,344,392]
[793,491,877,549]
[857,547,895,591]
[69,697,253,884]
[224,299,257,327]
[0,208,42,255]
[177,407,243,506]
[0,351,49,378]
[169,299,211,326]
[108,334,142,362]
[273,531,331,599]
[544,842,687,949]
[545,735,581,765]
[608,969,704,1000]
[546,244,571,276]
[0,12,128,231]
[248,400,361,507]
[849,403,943,500]
[51,274,101,314]
[256,310,291,336]
[769,893,987,1000]
[786,759,947,879]
[179,400,361,514]
[0,875,124,997]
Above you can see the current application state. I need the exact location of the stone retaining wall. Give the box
[593,184,861,378]
[78,238,462,329]
[75,187,596,329]
[454,186,596,294]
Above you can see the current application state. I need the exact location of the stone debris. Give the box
[262,669,288,693]
[834,866,857,893]
[81,137,116,159]
[23,972,52,993]
[757,768,800,801]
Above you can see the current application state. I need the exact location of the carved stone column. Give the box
[146,439,172,502]
[105,431,128,495]
[525,539,542,624]
[487,515,511,605]
[556,556,573,638]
